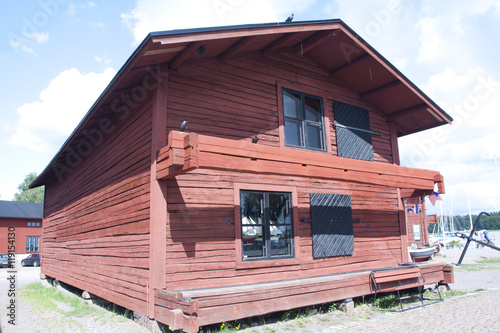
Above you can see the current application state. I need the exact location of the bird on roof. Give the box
[180,121,188,132]
[285,14,294,22]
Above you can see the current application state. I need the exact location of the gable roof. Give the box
[0,200,43,219]
[31,19,452,189]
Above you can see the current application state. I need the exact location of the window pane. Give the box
[306,123,323,150]
[268,193,292,225]
[304,96,321,122]
[283,91,301,119]
[241,192,265,259]
[284,119,302,147]
[270,225,293,257]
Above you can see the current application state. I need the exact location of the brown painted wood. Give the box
[293,30,336,56]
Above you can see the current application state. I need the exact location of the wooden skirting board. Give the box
[154,261,452,332]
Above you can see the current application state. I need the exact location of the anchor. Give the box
[454,212,500,266]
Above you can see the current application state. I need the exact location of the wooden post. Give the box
[390,121,400,165]
[397,188,409,262]
[149,63,169,317]
[421,198,429,245]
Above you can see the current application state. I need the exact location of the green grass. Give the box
[20,282,129,331]
[374,293,402,309]
[456,256,500,271]
[441,289,466,297]
[21,283,95,317]
[477,256,500,264]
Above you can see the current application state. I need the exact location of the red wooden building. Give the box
[31,20,454,332]
[0,200,43,255]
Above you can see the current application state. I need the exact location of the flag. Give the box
[429,184,443,206]
[406,204,419,213]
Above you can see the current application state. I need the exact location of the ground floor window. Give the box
[240,191,294,261]
[26,236,40,252]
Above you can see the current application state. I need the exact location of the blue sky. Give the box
[1,0,500,216]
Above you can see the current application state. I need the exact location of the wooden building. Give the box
[0,200,43,255]
[31,20,454,332]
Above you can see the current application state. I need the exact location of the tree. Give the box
[14,172,44,203]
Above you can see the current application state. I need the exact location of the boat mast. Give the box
[463,162,473,230]
[495,155,500,204]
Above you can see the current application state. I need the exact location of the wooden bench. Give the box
[370,265,442,311]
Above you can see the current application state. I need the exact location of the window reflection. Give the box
[241,191,294,260]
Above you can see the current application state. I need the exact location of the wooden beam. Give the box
[149,63,169,317]
[158,131,442,192]
[220,36,257,62]
[400,189,432,198]
[389,121,400,165]
[360,80,402,100]
[397,188,409,262]
[329,53,371,77]
[293,30,336,56]
[386,104,429,122]
[262,33,296,56]
[169,42,203,70]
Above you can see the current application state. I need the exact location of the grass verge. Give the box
[20,282,130,331]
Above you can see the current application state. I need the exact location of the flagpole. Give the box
[463,162,473,230]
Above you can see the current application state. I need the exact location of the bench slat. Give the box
[373,272,421,284]
[371,267,425,293]
[371,267,420,278]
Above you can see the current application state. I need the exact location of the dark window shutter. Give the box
[310,193,354,258]
[334,101,374,161]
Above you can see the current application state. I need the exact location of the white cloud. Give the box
[32,31,50,43]
[415,16,446,65]
[9,38,36,55]
[8,30,49,55]
[121,0,315,45]
[89,21,104,28]
[400,73,500,214]
[94,55,111,64]
[422,67,487,104]
[9,68,116,153]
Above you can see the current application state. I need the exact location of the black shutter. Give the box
[310,193,354,258]
[334,101,374,161]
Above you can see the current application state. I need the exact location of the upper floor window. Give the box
[240,191,294,261]
[27,222,41,227]
[283,89,325,151]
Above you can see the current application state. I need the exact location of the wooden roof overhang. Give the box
[31,19,451,189]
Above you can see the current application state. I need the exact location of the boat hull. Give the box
[409,246,435,262]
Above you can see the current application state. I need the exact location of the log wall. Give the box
[167,51,393,163]
[41,99,154,314]
[164,51,399,290]
[165,169,401,290]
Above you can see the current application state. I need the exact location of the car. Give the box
[0,254,9,268]
[21,253,41,267]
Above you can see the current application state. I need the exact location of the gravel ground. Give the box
[240,239,500,333]
[1,235,499,333]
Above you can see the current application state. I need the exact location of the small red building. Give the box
[0,200,43,255]
[31,20,453,332]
